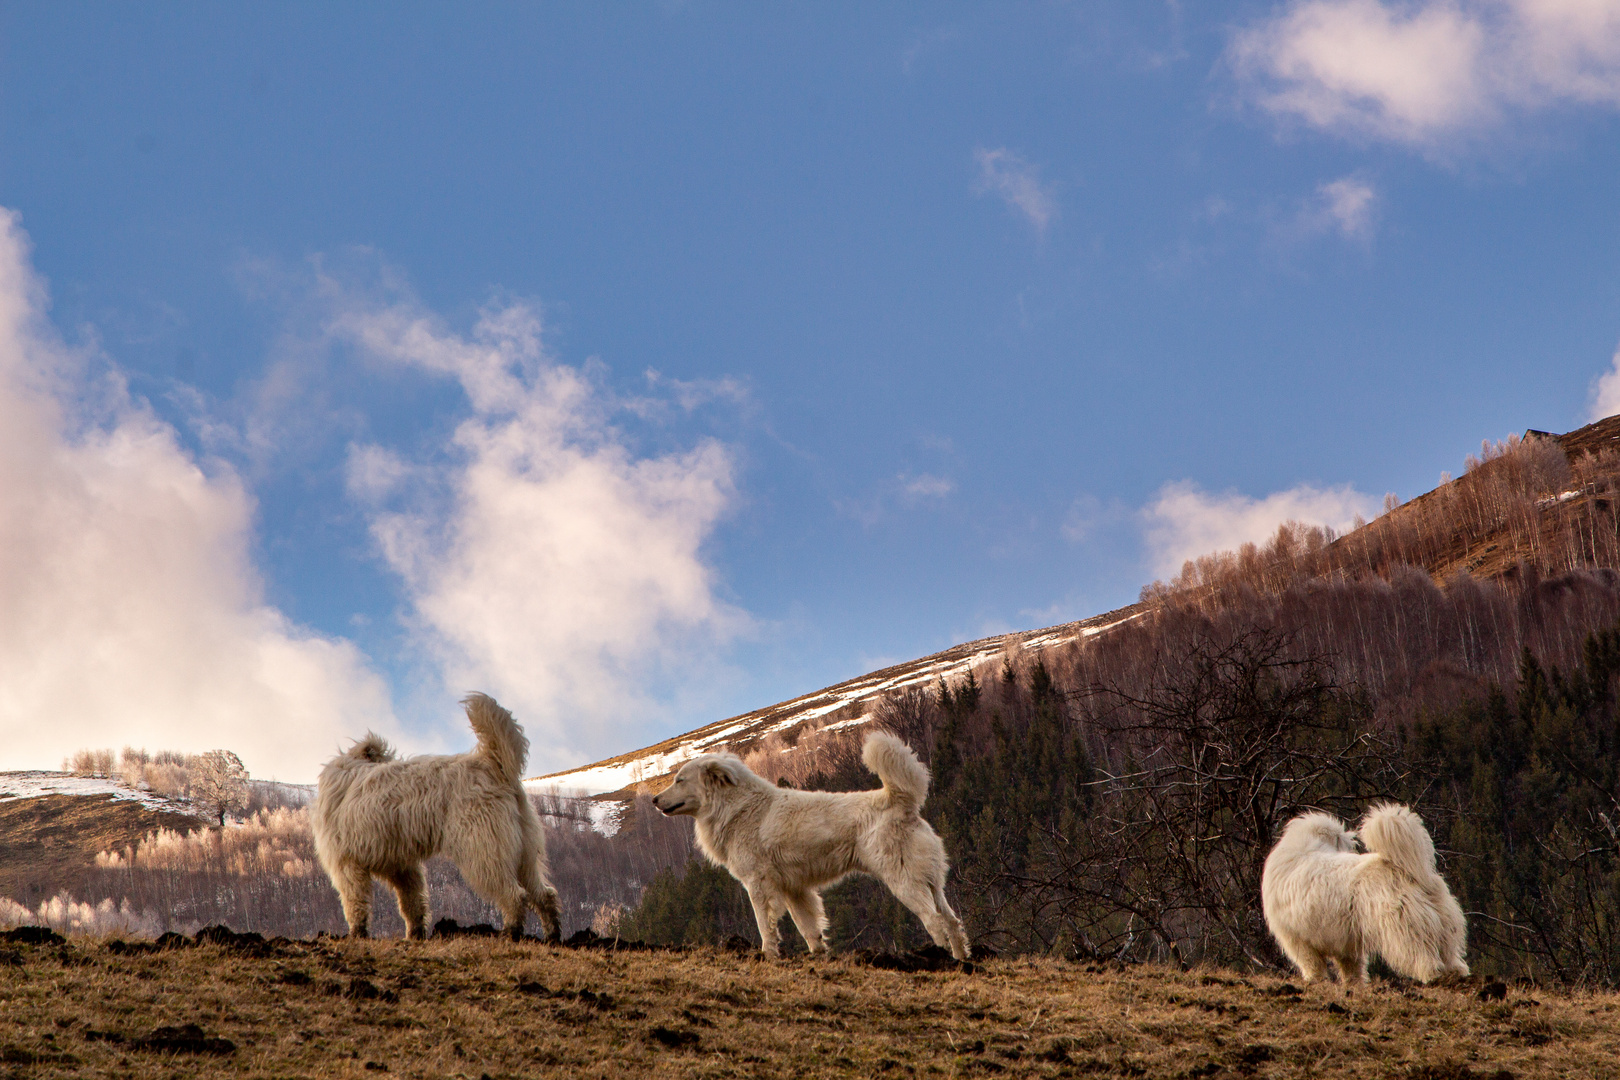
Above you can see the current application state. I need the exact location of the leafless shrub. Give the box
[591,901,627,936]
[0,892,163,937]
[64,748,116,777]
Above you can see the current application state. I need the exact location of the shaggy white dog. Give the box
[1261,803,1468,984]
[311,693,562,942]
[652,732,971,960]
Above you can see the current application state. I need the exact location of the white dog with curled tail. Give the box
[652,731,971,961]
[311,693,562,942]
[1261,803,1469,985]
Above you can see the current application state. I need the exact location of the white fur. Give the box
[652,732,971,960]
[310,693,561,941]
[1261,803,1469,984]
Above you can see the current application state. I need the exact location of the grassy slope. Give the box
[0,794,202,908]
[1,935,1616,1079]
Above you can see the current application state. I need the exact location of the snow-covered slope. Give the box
[0,773,313,814]
[528,605,1142,799]
[0,771,193,814]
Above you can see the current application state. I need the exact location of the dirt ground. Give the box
[1,929,1615,1079]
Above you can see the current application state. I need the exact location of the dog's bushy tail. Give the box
[345,733,394,762]
[1360,802,1437,881]
[863,731,929,812]
[463,693,529,787]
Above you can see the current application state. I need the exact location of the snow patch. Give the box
[0,771,193,814]
[587,800,623,838]
[530,610,1145,798]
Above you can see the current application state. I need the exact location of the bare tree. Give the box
[1066,631,1403,966]
[192,750,250,827]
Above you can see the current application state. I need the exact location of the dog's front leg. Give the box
[743,882,782,958]
[337,863,373,939]
[387,866,430,940]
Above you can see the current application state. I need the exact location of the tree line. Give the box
[625,619,1620,982]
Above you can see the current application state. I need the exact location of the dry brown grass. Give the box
[2,935,1618,1079]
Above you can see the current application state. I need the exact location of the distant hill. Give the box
[0,774,202,910]
[536,416,1620,799]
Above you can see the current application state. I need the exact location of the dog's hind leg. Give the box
[387,865,430,940]
[533,884,562,944]
[930,882,972,961]
[883,875,967,960]
[784,890,829,955]
[743,881,784,958]
[519,856,563,943]
[336,862,374,939]
[453,854,530,940]
[1275,933,1331,983]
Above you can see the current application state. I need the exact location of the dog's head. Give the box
[652,755,746,817]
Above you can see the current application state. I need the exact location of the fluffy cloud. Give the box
[973,147,1058,234]
[1230,0,1620,146]
[1314,176,1378,239]
[1588,341,1620,421]
[1142,479,1382,577]
[336,298,742,770]
[0,210,396,781]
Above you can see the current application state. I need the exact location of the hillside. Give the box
[0,774,202,911]
[1,929,1613,1079]
[530,605,1144,799]
[535,416,1620,801]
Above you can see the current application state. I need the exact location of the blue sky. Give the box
[3,2,1620,780]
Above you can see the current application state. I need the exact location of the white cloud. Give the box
[335,297,743,771]
[1588,341,1620,421]
[1314,176,1378,239]
[902,473,955,499]
[1142,479,1382,577]
[632,368,751,419]
[1230,0,1620,147]
[836,471,957,525]
[0,210,397,781]
[973,147,1058,234]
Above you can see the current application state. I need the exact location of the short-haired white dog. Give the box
[1261,803,1468,984]
[652,731,971,960]
[311,693,562,942]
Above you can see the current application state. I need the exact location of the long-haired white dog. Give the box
[311,693,562,942]
[652,731,971,960]
[1261,803,1468,984]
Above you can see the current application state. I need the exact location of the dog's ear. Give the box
[701,760,737,787]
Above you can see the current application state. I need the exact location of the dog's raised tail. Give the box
[345,733,394,763]
[463,692,530,787]
[1359,803,1438,881]
[863,731,930,812]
